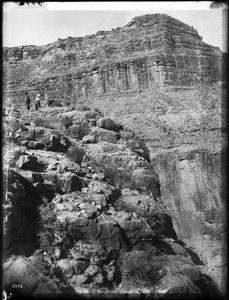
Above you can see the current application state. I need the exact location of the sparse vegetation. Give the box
[65,144,86,165]
[60,115,73,129]
[118,249,167,290]
[37,201,70,257]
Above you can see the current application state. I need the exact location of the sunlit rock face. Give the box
[3,14,223,103]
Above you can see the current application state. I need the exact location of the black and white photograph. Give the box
[2,2,228,299]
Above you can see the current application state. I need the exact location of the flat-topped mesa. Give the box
[3,14,223,102]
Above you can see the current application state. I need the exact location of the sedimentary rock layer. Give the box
[3,14,223,103]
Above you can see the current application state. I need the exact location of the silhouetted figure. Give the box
[25,91,31,111]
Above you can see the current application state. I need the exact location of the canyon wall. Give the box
[153,149,226,289]
[3,13,226,292]
[3,14,223,104]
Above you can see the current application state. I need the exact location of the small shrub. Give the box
[81,105,91,111]
[37,202,70,256]
[61,115,73,129]
[65,144,86,165]
[119,249,167,289]
[52,100,62,107]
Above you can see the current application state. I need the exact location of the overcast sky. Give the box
[3,2,227,52]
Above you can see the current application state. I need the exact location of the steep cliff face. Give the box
[152,149,226,289]
[3,14,223,104]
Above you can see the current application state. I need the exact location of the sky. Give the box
[3,2,228,52]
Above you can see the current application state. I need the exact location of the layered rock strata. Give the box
[3,14,223,104]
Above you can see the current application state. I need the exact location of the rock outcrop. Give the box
[3,14,223,105]
[3,107,224,298]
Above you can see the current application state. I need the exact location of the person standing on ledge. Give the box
[35,93,41,110]
[25,91,31,111]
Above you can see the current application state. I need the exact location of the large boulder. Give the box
[87,180,118,200]
[89,127,120,143]
[4,258,61,296]
[55,172,82,193]
[114,192,171,235]
[27,141,46,150]
[113,212,155,245]
[96,214,124,252]
[33,181,62,200]
[97,117,123,132]
[16,154,43,171]
[46,134,68,152]
[67,120,90,139]
[131,168,161,197]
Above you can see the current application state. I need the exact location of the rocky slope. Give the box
[3,13,227,297]
[3,106,224,298]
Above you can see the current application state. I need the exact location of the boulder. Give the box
[46,134,67,152]
[93,272,104,285]
[82,134,97,144]
[113,214,155,245]
[73,260,89,275]
[56,258,76,278]
[33,181,62,200]
[64,216,98,241]
[4,258,61,295]
[68,121,90,139]
[59,158,80,173]
[78,202,98,218]
[68,124,81,139]
[87,180,117,200]
[114,194,172,235]
[85,264,100,277]
[178,265,203,282]
[97,117,122,132]
[27,141,45,150]
[71,274,88,285]
[3,147,27,168]
[16,154,41,171]
[89,127,120,143]
[96,214,123,252]
[165,240,192,257]
[131,168,161,197]
[17,170,44,183]
[55,172,82,193]
[69,248,86,260]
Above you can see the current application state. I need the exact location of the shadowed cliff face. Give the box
[3,14,223,103]
[153,149,226,289]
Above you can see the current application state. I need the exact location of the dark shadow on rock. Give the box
[163,213,178,240]
[176,241,205,266]
[194,274,225,299]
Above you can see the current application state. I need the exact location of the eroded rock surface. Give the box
[3,12,226,299]
[3,14,223,104]
[3,106,225,298]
